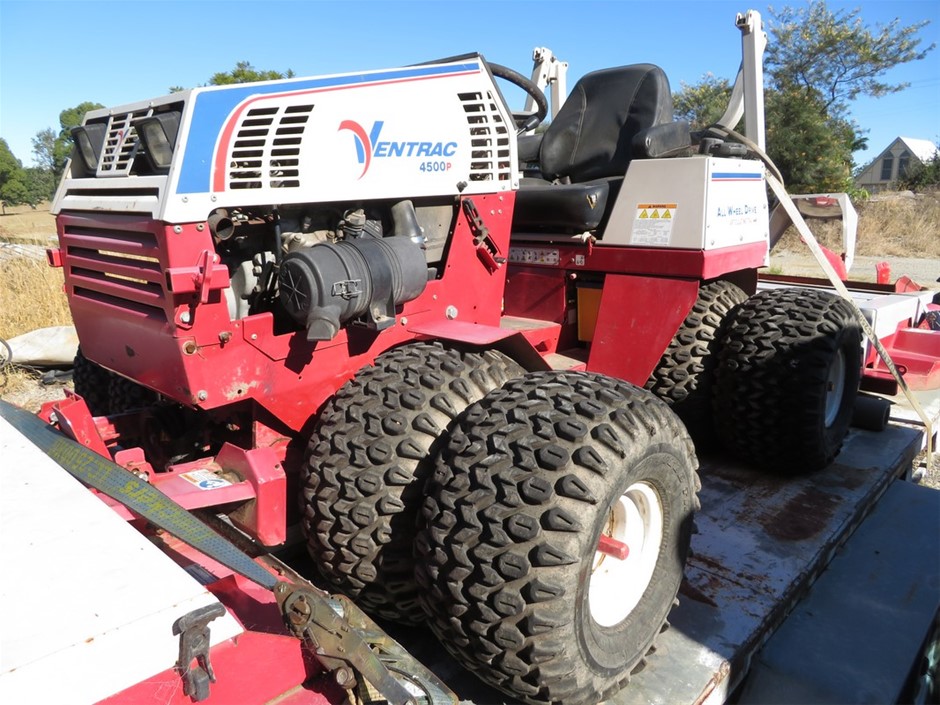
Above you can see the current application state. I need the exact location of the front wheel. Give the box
[301,342,523,624]
[73,347,113,416]
[415,371,700,705]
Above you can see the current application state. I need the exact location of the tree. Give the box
[23,167,56,204]
[673,1,934,193]
[0,138,21,184]
[898,150,940,191]
[764,88,856,192]
[0,138,24,212]
[673,74,733,132]
[0,168,51,208]
[765,2,934,117]
[169,62,296,93]
[208,61,295,86]
[0,170,31,208]
[31,127,58,172]
[0,140,53,208]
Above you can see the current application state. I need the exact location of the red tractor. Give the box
[42,11,861,704]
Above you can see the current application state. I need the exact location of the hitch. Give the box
[174,603,226,702]
[273,581,455,705]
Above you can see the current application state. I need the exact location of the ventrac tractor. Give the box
[27,9,871,705]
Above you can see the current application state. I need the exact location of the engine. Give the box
[211,199,443,341]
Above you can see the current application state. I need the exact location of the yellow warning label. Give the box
[632,203,678,246]
[636,203,677,220]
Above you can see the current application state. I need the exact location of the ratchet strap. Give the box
[0,399,455,705]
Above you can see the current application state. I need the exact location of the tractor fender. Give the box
[406,319,550,372]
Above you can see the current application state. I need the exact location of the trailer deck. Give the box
[1,409,936,704]
[383,422,937,704]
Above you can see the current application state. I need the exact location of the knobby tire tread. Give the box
[416,371,700,705]
[646,279,747,442]
[713,288,861,472]
[302,342,523,624]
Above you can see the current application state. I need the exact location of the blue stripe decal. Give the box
[711,172,764,180]
[176,62,480,195]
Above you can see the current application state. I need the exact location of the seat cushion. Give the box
[539,64,673,182]
[513,178,619,233]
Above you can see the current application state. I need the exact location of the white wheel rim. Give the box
[824,348,846,428]
[588,481,664,627]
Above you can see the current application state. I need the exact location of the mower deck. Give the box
[0,414,245,704]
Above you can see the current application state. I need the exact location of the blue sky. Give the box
[1,0,937,171]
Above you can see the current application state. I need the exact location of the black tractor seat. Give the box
[513,64,690,235]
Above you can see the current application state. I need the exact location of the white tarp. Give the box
[5,325,78,367]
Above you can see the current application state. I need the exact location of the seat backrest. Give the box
[539,64,674,183]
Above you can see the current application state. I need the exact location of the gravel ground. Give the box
[914,450,940,489]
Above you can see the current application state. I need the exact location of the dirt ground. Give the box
[770,251,940,290]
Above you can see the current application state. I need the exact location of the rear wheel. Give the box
[73,348,158,415]
[72,347,112,416]
[109,375,159,413]
[301,342,523,624]
[714,288,862,473]
[415,371,700,705]
[646,279,747,442]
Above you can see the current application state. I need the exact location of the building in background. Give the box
[856,137,939,192]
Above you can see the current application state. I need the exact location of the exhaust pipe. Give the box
[207,209,235,241]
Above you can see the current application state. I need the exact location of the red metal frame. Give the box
[49,180,775,548]
[588,274,701,384]
[53,193,516,433]
[101,537,344,705]
[867,326,940,391]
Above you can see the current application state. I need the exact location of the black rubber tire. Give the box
[645,279,747,442]
[72,347,113,416]
[301,342,524,624]
[713,288,862,473]
[109,374,158,413]
[415,371,700,705]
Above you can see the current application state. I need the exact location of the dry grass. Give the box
[774,190,940,259]
[0,203,70,340]
[0,256,72,340]
[0,223,73,403]
[0,366,44,403]
[0,202,56,243]
[0,259,72,402]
